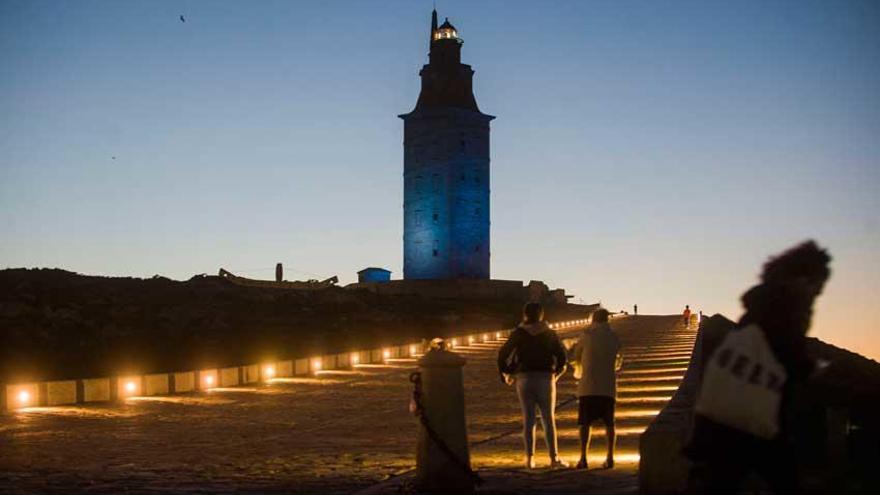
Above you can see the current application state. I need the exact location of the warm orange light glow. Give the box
[125,381,137,394]
[382,349,391,360]
[17,390,30,405]
[205,375,214,386]
[409,345,417,355]
[616,396,673,404]
[620,367,689,375]
[468,336,475,344]
[312,358,322,372]
[619,375,684,383]
[264,365,275,379]
[495,331,502,339]
[615,409,662,418]
[450,338,458,348]
[351,352,360,365]
[618,385,679,393]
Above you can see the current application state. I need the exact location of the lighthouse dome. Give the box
[434,18,461,42]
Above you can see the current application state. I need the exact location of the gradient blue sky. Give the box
[2,1,878,358]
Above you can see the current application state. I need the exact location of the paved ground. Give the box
[0,315,696,494]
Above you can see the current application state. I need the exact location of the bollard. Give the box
[414,345,476,493]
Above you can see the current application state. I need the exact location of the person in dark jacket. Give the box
[685,240,831,494]
[497,302,569,469]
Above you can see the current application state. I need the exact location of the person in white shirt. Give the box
[571,309,622,469]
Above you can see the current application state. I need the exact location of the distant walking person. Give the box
[633,304,638,315]
[685,241,831,494]
[682,305,692,328]
[572,309,622,469]
[497,302,569,469]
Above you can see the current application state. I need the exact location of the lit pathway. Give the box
[454,314,697,495]
[0,315,695,494]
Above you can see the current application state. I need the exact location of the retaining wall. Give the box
[638,314,735,495]
[2,318,591,413]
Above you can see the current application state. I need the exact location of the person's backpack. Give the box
[695,324,787,439]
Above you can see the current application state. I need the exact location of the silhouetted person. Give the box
[685,241,831,494]
[683,305,692,328]
[634,304,638,315]
[497,302,569,469]
[572,309,622,469]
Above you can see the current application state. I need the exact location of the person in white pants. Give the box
[497,302,569,469]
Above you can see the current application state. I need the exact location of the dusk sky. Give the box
[2,1,878,359]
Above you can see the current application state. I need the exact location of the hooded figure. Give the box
[685,240,831,495]
[497,302,568,469]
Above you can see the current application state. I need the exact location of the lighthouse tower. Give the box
[400,10,494,280]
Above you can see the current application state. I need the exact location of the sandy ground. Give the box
[0,315,695,494]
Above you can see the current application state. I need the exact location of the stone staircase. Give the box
[553,315,699,463]
[444,314,700,495]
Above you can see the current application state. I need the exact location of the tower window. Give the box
[433,240,439,257]
[432,212,439,223]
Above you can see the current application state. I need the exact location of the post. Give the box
[275,263,283,282]
[415,346,474,493]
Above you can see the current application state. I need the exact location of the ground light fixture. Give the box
[311,358,322,373]
[495,331,502,339]
[382,349,391,361]
[468,336,475,345]
[204,374,215,387]
[351,352,360,365]
[409,345,417,356]
[125,381,137,395]
[263,365,275,380]
[17,390,30,406]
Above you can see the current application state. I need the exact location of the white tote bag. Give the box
[695,324,787,439]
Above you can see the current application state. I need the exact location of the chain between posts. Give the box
[409,371,483,486]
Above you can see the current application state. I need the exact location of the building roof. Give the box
[357,267,392,274]
[438,18,457,32]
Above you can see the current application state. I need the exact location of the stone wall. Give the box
[638,314,732,494]
[1,316,590,414]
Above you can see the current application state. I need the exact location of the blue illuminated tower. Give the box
[400,10,494,280]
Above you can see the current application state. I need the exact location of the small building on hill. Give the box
[357,267,392,284]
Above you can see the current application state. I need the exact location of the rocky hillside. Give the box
[0,269,593,383]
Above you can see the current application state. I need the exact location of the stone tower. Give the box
[400,10,494,280]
